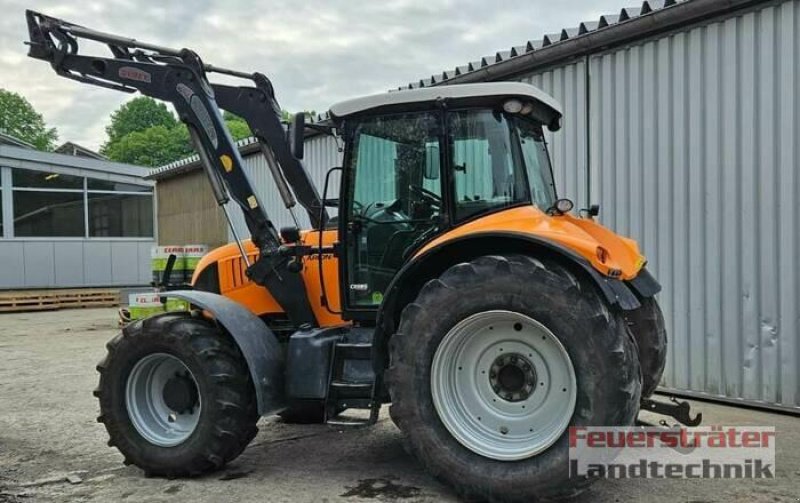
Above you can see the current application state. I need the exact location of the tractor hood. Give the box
[415,205,646,281]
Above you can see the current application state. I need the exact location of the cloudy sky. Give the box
[0,0,624,150]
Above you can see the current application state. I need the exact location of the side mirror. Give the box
[287,111,306,160]
[580,204,600,218]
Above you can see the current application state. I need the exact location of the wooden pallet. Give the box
[0,288,120,313]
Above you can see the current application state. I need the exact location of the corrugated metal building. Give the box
[0,141,155,289]
[149,0,799,412]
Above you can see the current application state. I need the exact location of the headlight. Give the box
[555,198,574,213]
[503,99,523,114]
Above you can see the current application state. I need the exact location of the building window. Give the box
[12,168,84,189]
[12,168,85,237]
[13,190,85,237]
[10,167,154,239]
[88,192,153,237]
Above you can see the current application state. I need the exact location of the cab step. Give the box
[334,342,372,360]
[330,380,373,395]
[325,338,377,426]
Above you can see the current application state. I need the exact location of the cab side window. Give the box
[449,110,528,222]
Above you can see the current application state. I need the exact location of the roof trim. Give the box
[400,0,772,89]
[0,144,150,179]
[147,135,263,181]
[55,141,108,160]
[0,132,36,150]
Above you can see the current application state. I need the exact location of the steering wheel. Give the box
[409,185,442,208]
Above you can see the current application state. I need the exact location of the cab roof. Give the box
[329,82,562,126]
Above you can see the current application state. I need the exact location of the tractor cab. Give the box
[329,83,564,310]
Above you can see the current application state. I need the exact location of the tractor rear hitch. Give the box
[639,396,703,427]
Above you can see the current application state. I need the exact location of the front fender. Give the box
[160,290,286,416]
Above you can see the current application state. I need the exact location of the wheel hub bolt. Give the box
[162,372,199,414]
[489,353,536,402]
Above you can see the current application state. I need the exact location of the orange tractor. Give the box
[27,10,697,501]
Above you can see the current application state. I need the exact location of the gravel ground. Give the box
[0,308,798,502]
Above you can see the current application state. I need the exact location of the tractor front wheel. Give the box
[388,255,642,502]
[95,312,258,477]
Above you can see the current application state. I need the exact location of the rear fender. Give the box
[372,232,652,374]
[160,290,286,416]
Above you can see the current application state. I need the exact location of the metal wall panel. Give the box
[0,242,24,286]
[110,242,142,285]
[0,239,153,289]
[82,241,112,286]
[21,241,55,287]
[523,60,589,207]
[53,241,85,286]
[228,135,343,241]
[586,0,799,409]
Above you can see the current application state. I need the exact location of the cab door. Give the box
[340,111,444,318]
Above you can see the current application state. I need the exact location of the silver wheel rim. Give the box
[431,310,577,461]
[125,353,201,447]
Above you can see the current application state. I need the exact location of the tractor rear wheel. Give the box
[387,255,642,502]
[95,312,258,477]
[624,296,667,397]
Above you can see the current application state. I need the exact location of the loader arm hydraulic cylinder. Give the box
[211,77,328,230]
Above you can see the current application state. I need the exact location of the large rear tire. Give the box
[387,255,641,502]
[95,312,258,477]
[624,296,667,397]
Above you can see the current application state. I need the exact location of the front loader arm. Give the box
[211,76,328,230]
[25,10,317,327]
[26,10,281,254]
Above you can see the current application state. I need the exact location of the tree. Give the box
[0,89,58,150]
[101,97,177,155]
[102,99,261,167]
[104,124,192,167]
[222,111,252,141]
